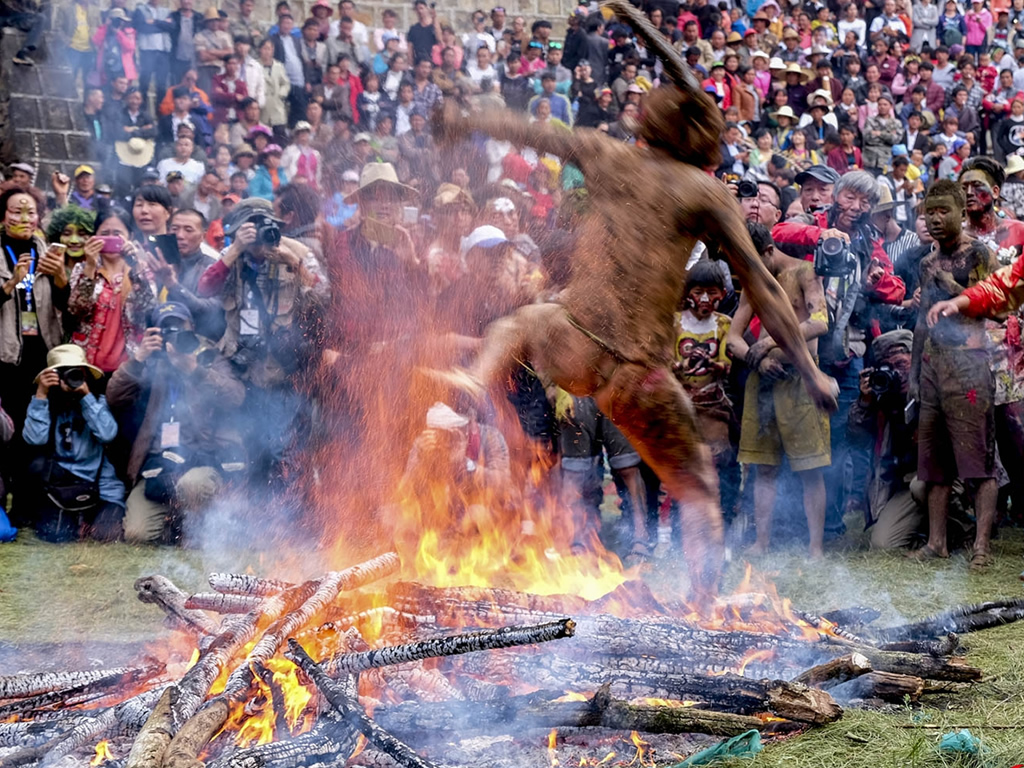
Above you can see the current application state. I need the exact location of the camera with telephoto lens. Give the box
[249,213,281,247]
[814,235,857,277]
[868,364,900,397]
[59,367,86,390]
[737,179,759,199]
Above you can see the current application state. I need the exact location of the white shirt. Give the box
[241,56,266,108]
[157,157,205,185]
[462,30,496,54]
[868,14,907,37]
[329,16,370,49]
[838,17,867,45]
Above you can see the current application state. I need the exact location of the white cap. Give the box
[341,169,360,182]
[460,225,508,256]
[426,402,469,431]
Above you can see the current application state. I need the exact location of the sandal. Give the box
[906,545,948,561]
[969,551,994,572]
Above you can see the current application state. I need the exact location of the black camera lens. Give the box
[260,225,281,246]
[60,367,87,390]
[869,365,898,395]
[167,330,200,355]
[737,179,759,199]
[820,236,845,257]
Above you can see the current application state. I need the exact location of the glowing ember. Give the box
[554,691,590,702]
[547,728,560,767]
[737,649,778,676]
[632,698,698,708]
[90,740,114,766]
[625,731,655,767]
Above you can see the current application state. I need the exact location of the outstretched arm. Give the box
[435,101,609,166]
[696,179,838,411]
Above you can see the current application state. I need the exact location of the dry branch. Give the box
[859,649,982,682]
[328,619,575,674]
[125,686,177,768]
[185,593,264,614]
[208,573,295,597]
[875,599,1024,641]
[135,575,221,637]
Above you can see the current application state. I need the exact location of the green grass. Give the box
[0,525,1022,766]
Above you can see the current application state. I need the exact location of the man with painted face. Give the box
[910,180,999,570]
[673,259,738,528]
[728,222,831,558]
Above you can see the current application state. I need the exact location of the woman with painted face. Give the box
[0,184,68,433]
[67,207,157,378]
[46,206,95,279]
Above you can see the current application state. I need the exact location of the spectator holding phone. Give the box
[68,208,157,376]
[23,345,124,542]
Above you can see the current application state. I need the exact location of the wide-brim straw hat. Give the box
[1007,154,1024,176]
[203,6,220,21]
[776,105,797,119]
[35,344,103,383]
[114,137,155,168]
[785,62,809,81]
[872,182,898,214]
[433,182,476,211]
[344,162,418,204]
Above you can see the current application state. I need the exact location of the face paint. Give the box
[4,196,37,240]
[961,171,996,213]
[61,224,88,259]
[687,287,723,319]
[924,195,963,244]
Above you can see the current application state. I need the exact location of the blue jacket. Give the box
[248,165,288,201]
[23,393,125,506]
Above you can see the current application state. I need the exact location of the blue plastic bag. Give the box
[0,508,17,542]
[672,730,763,767]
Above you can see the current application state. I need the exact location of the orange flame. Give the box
[547,728,560,767]
[626,731,655,767]
[90,740,114,766]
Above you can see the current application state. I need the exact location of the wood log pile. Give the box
[0,556,1020,768]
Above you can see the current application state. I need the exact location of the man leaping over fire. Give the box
[430,0,838,605]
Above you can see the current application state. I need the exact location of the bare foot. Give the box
[808,546,825,560]
[906,544,948,561]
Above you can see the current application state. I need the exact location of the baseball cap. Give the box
[166,171,185,182]
[293,121,313,133]
[341,169,360,182]
[795,165,840,186]
[152,301,193,328]
[74,164,94,177]
[9,162,34,175]
[353,132,372,143]
[460,225,508,255]
[141,167,161,181]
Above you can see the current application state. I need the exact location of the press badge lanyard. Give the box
[5,245,37,311]
[160,379,182,453]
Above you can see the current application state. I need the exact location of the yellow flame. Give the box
[547,728,560,767]
[90,740,114,766]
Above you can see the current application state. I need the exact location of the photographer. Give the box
[848,330,926,549]
[23,345,124,543]
[771,170,906,532]
[197,198,327,487]
[107,302,245,544]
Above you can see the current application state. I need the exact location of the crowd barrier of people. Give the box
[1,0,1024,573]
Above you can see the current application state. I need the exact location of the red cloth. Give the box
[92,25,138,82]
[211,74,250,125]
[197,259,230,298]
[962,219,1024,316]
[826,146,862,175]
[501,153,532,184]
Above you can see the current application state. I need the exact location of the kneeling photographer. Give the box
[196,198,328,491]
[848,330,927,549]
[771,171,907,533]
[23,345,124,542]
[107,302,245,544]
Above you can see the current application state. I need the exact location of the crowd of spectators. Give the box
[1,0,1024,572]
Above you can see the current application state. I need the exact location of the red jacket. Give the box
[962,220,1024,316]
[772,210,906,304]
[826,146,862,175]
[211,75,250,126]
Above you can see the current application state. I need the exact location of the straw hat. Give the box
[872,183,898,214]
[806,88,834,107]
[776,105,797,119]
[107,7,129,21]
[426,402,469,431]
[232,143,256,160]
[344,162,418,204]
[114,137,155,168]
[769,56,786,71]
[433,182,476,210]
[1007,154,1024,176]
[35,344,102,384]
[203,6,220,21]
[785,62,809,81]
[726,30,743,43]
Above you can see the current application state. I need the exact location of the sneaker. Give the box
[12,53,35,66]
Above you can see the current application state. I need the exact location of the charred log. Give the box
[831,672,925,704]
[213,711,360,768]
[208,574,295,598]
[875,599,1024,641]
[858,649,982,682]
[0,665,163,720]
[134,576,221,638]
[791,653,872,690]
[185,593,264,614]
[125,686,177,768]
[163,697,231,768]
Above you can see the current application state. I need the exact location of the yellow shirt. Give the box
[71,5,90,52]
[674,310,732,393]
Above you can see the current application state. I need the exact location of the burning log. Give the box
[858,649,981,682]
[791,653,872,689]
[831,672,925,704]
[163,698,231,768]
[185,593,264,614]
[327,619,576,674]
[135,576,221,638]
[286,640,441,768]
[213,711,360,768]
[878,633,960,656]
[0,667,158,702]
[208,574,294,598]
[448,651,842,724]
[372,684,779,739]
[0,665,164,721]
[253,663,290,742]
[789,610,875,648]
[875,598,1024,641]
[125,686,177,768]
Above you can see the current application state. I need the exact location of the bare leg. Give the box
[749,465,778,555]
[972,478,998,557]
[595,364,723,603]
[923,484,951,557]
[799,468,826,559]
